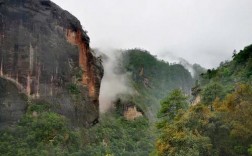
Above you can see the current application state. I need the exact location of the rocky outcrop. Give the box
[123,106,142,120]
[114,97,143,120]
[191,83,201,105]
[0,0,103,127]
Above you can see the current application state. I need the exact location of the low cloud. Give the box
[98,49,132,113]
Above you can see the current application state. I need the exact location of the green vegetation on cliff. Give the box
[120,49,195,119]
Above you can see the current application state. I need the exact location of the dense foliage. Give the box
[0,101,153,156]
[0,102,81,155]
[157,89,188,122]
[200,44,252,91]
[155,44,252,156]
[156,84,252,156]
[82,113,154,156]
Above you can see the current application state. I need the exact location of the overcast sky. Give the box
[52,0,252,68]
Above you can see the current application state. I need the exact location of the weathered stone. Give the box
[0,0,103,127]
[124,106,143,120]
[0,78,26,129]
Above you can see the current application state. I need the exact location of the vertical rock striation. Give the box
[0,0,103,127]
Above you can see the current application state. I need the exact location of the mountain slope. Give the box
[120,49,195,120]
[155,44,252,156]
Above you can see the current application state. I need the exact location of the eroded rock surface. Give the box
[0,0,103,127]
[124,106,143,120]
[0,78,26,129]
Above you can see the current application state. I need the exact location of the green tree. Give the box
[201,82,224,111]
[158,89,188,122]
[156,104,212,156]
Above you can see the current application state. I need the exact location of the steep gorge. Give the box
[0,0,103,127]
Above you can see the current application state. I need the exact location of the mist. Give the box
[98,49,132,113]
[52,0,252,69]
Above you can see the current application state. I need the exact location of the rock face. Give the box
[191,83,201,105]
[123,106,143,120]
[0,0,103,127]
[0,78,27,129]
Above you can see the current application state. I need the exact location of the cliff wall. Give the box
[0,0,103,127]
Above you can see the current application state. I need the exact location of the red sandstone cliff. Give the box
[0,0,103,127]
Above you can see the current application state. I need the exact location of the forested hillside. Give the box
[155,44,252,156]
[77,49,200,155]
[120,49,196,120]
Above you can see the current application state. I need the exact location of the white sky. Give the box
[52,0,252,68]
